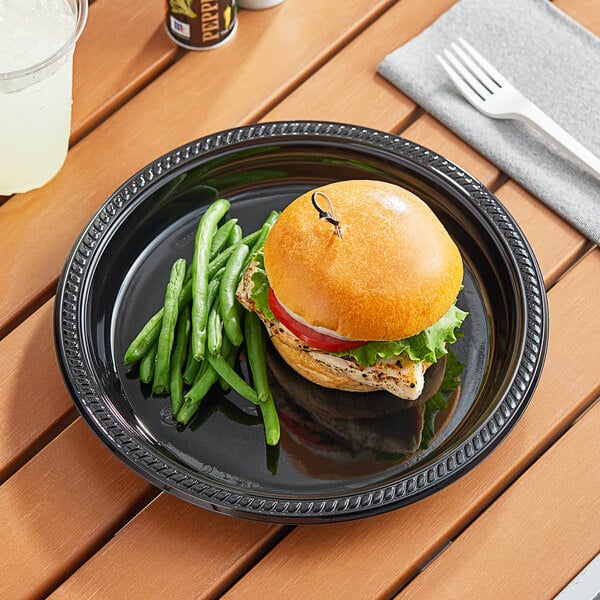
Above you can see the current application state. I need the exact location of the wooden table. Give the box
[1,0,599,598]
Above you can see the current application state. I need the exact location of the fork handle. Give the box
[519,99,600,178]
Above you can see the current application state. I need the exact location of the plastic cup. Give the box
[0,0,88,195]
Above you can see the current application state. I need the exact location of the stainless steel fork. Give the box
[436,38,600,178]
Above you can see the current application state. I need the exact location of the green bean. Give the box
[244,311,279,444]
[207,302,223,356]
[244,311,270,403]
[169,305,190,416]
[207,351,258,405]
[139,341,158,384]
[241,211,279,273]
[177,361,219,425]
[206,230,261,279]
[210,218,238,258]
[219,244,249,346]
[263,209,280,228]
[259,392,280,446]
[124,313,163,366]
[183,276,221,384]
[125,219,269,366]
[229,223,243,246]
[240,228,264,246]
[182,343,201,385]
[178,338,236,425]
[124,276,193,365]
[152,258,187,394]
[191,199,230,361]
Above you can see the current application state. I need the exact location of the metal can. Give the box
[166,0,237,50]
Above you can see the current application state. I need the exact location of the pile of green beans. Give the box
[124,199,280,446]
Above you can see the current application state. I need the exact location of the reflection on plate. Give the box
[267,344,463,480]
[54,121,548,523]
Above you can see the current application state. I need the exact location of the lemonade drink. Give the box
[0,0,87,194]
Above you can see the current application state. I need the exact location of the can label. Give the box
[166,0,237,50]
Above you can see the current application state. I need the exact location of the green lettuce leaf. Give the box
[335,303,468,366]
[249,250,274,320]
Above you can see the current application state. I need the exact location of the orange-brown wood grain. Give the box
[219,250,600,600]
[265,0,459,130]
[71,0,180,142]
[0,299,74,482]
[555,0,600,33]
[400,114,500,186]
[0,419,155,600]
[396,399,600,600]
[49,493,285,599]
[0,0,395,337]
[493,179,588,287]
[1,0,598,596]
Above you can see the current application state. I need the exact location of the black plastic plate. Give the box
[54,121,548,523]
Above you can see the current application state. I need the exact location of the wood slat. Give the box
[0,299,74,482]
[493,179,587,287]
[265,0,459,131]
[396,399,600,600]
[399,113,500,186]
[0,419,154,600]
[0,0,395,337]
[555,0,599,32]
[218,250,600,600]
[71,0,179,141]
[48,494,285,599]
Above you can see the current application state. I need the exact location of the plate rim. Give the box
[54,120,549,523]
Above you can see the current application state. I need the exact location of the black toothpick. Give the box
[311,191,343,240]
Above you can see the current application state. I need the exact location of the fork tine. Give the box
[450,42,498,92]
[442,48,490,99]
[436,54,487,108]
[458,38,508,87]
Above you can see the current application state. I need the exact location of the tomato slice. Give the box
[268,288,365,353]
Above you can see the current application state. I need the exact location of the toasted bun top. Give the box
[263,180,463,340]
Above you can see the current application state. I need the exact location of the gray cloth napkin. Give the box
[378,0,600,245]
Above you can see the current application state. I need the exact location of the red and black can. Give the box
[166,0,237,50]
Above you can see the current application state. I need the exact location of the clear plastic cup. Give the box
[0,0,88,195]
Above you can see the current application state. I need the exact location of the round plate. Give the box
[54,121,548,523]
